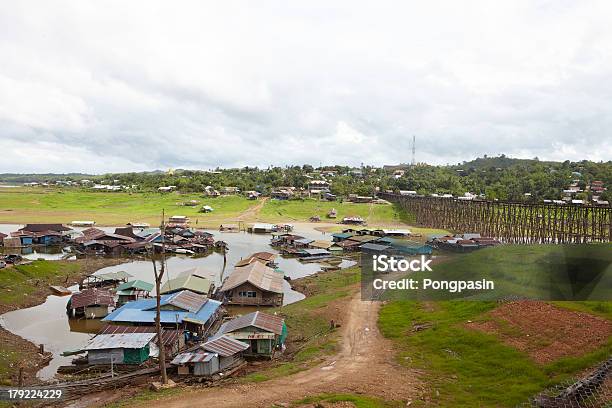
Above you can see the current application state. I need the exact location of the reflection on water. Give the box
[0,246,76,261]
[0,286,97,380]
[0,224,356,380]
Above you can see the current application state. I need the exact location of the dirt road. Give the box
[236,197,269,221]
[152,294,422,407]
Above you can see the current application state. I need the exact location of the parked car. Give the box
[0,260,6,269]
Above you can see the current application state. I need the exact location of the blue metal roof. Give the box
[103,290,221,325]
[332,233,353,239]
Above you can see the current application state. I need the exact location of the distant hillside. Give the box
[451,155,557,170]
[0,173,93,183]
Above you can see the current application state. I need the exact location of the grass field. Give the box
[0,188,257,226]
[377,244,612,301]
[259,198,404,225]
[0,188,411,227]
[378,245,612,407]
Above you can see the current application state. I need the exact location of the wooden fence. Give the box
[380,193,612,244]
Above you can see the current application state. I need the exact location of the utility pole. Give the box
[411,135,416,166]
[148,209,168,385]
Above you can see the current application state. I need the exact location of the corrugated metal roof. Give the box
[85,332,156,350]
[220,263,283,294]
[295,238,314,245]
[171,351,214,365]
[235,257,264,267]
[251,252,277,262]
[116,280,153,292]
[337,240,361,247]
[309,240,333,249]
[347,235,378,243]
[20,224,71,233]
[160,290,208,312]
[300,248,330,256]
[160,274,211,295]
[94,271,132,281]
[99,325,180,346]
[71,288,114,309]
[360,243,391,252]
[103,290,221,325]
[202,335,248,357]
[218,311,284,336]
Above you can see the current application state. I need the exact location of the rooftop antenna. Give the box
[411,135,416,166]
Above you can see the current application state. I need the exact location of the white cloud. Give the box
[0,0,611,173]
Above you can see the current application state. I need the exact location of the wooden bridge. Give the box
[380,193,612,244]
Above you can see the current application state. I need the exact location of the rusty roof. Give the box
[234,256,265,268]
[20,224,71,233]
[202,335,249,357]
[220,262,283,294]
[99,325,180,346]
[218,311,284,336]
[251,252,277,262]
[171,351,214,364]
[160,290,207,313]
[70,288,114,309]
[80,227,106,240]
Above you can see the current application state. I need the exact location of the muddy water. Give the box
[0,224,356,380]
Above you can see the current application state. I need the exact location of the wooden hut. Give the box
[218,263,284,307]
[216,311,287,358]
[115,280,153,306]
[171,335,248,376]
[68,288,115,319]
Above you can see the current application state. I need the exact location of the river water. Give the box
[0,223,356,380]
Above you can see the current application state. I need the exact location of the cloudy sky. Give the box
[1,1,611,173]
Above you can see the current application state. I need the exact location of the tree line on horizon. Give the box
[0,156,610,202]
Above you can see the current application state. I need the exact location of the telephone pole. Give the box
[411,135,416,166]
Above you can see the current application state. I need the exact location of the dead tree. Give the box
[147,210,168,385]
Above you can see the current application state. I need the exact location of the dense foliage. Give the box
[1,156,610,201]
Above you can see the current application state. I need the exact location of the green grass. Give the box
[379,299,612,407]
[377,244,612,301]
[0,188,256,226]
[294,393,403,408]
[0,189,410,227]
[0,260,81,307]
[259,198,404,225]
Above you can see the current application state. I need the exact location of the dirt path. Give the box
[149,294,421,407]
[236,197,269,221]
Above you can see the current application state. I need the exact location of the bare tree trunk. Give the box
[150,209,168,385]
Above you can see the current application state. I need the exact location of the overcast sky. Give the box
[1,1,611,173]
